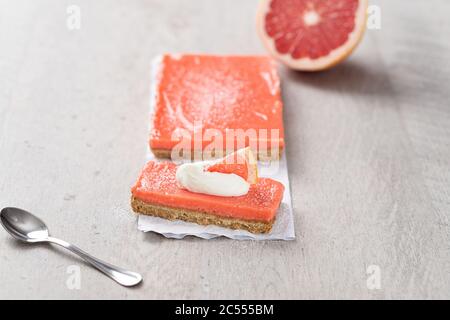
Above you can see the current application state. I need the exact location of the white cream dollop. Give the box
[176,161,249,197]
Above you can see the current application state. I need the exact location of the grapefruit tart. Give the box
[150,54,285,160]
[131,148,284,233]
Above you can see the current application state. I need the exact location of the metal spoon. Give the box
[0,207,142,287]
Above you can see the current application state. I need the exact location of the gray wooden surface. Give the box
[1,0,449,299]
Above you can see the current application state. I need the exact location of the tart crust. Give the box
[150,147,282,161]
[131,196,274,234]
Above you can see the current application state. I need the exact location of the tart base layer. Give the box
[150,147,282,161]
[131,196,274,234]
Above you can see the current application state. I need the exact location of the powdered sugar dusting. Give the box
[163,92,194,130]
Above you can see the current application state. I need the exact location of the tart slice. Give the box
[131,160,284,233]
[150,54,285,160]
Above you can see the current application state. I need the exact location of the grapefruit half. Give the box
[207,147,258,184]
[257,0,368,71]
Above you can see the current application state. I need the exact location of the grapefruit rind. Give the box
[243,147,258,185]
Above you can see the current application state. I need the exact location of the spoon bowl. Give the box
[0,207,49,243]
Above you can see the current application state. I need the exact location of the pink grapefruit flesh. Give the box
[207,147,258,184]
[257,0,368,71]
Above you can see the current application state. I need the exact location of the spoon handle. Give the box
[47,236,142,287]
